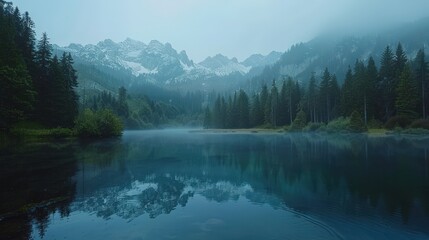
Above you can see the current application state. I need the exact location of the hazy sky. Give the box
[12,0,429,62]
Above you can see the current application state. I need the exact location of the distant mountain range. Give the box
[54,17,429,98]
[54,39,281,94]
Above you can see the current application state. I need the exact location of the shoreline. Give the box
[191,128,429,139]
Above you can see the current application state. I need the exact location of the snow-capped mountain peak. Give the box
[199,54,251,76]
[54,38,282,87]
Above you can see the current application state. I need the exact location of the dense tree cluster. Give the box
[0,2,79,130]
[88,87,183,129]
[205,43,428,129]
[89,88,129,118]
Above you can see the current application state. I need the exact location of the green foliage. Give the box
[367,119,383,129]
[0,65,36,129]
[390,127,429,135]
[385,116,412,130]
[413,48,428,119]
[290,110,307,131]
[349,110,366,132]
[303,122,325,132]
[0,5,80,130]
[395,65,418,119]
[74,109,123,138]
[251,94,263,127]
[306,73,318,123]
[325,117,351,133]
[11,127,73,138]
[379,46,396,120]
[409,119,429,130]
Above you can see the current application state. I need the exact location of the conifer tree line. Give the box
[204,43,428,129]
[88,87,129,119]
[0,2,79,130]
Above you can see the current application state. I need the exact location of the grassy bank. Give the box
[6,109,124,140]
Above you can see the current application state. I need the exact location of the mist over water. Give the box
[1,130,429,239]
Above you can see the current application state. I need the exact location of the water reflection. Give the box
[0,141,78,239]
[1,131,429,239]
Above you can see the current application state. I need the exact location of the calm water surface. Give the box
[1,130,429,239]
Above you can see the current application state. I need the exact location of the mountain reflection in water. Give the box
[1,130,429,240]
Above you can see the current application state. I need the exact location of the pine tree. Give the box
[365,56,378,124]
[414,49,428,119]
[328,74,340,120]
[270,80,278,127]
[117,86,129,118]
[251,94,263,127]
[379,46,395,120]
[319,68,331,122]
[349,110,366,132]
[60,52,79,126]
[340,67,354,117]
[278,80,288,125]
[307,73,318,122]
[49,55,71,127]
[285,77,294,124]
[394,42,408,78]
[212,96,222,128]
[34,32,52,124]
[396,65,418,119]
[290,110,307,131]
[20,11,36,73]
[0,4,36,129]
[0,66,36,130]
[237,90,250,128]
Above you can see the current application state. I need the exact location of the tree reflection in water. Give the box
[1,131,429,239]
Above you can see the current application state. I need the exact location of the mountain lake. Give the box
[1,129,429,240]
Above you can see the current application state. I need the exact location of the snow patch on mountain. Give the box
[120,60,158,76]
[199,54,251,76]
[55,38,282,87]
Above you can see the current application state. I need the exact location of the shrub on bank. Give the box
[385,116,411,130]
[75,109,123,138]
[290,110,307,131]
[409,119,429,130]
[349,111,366,132]
[326,117,351,133]
[303,122,325,132]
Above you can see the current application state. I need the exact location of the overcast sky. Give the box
[12,0,429,62]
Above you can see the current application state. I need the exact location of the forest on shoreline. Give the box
[204,43,429,134]
[2,0,429,139]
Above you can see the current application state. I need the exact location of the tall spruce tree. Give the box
[117,86,129,118]
[0,66,36,130]
[278,80,288,125]
[307,73,318,122]
[341,67,354,117]
[251,94,263,127]
[60,52,79,126]
[319,68,331,122]
[237,90,250,128]
[285,77,295,124]
[20,11,36,73]
[394,42,408,78]
[0,3,35,129]
[396,65,418,119]
[379,46,395,120]
[414,49,428,119]
[269,80,278,127]
[365,56,378,124]
[34,32,52,124]
[328,74,340,120]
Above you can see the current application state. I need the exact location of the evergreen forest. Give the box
[204,44,429,133]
